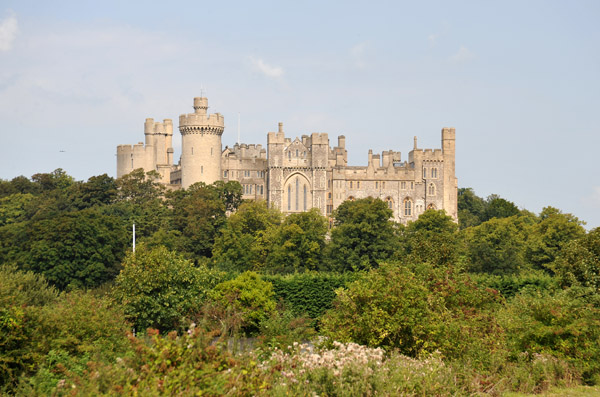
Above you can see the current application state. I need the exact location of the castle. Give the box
[116,97,458,223]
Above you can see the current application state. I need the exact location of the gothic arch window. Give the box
[431,168,438,178]
[403,198,413,216]
[283,173,312,213]
[288,151,291,159]
[385,196,394,210]
[428,183,436,196]
[347,196,355,201]
[427,203,436,210]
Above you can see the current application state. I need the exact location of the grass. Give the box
[504,385,600,396]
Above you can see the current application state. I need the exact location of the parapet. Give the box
[179,97,225,135]
[310,132,329,145]
[267,131,286,144]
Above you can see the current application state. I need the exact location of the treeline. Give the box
[1,168,600,395]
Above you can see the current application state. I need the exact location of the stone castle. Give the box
[116,97,457,223]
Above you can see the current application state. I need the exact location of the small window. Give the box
[410,182,414,189]
[431,168,438,178]
[401,181,406,189]
[376,181,379,188]
[223,170,228,178]
[385,197,393,210]
[349,181,353,188]
[423,168,427,178]
[211,147,213,156]
[382,181,385,189]
[404,199,413,216]
[427,203,436,210]
[296,149,299,157]
[201,165,203,174]
[357,181,360,188]
[428,183,436,196]
[328,192,332,199]
[288,151,291,159]
[191,147,194,155]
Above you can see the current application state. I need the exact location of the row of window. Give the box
[223,170,266,178]
[243,184,264,195]
[423,167,438,179]
[287,149,307,159]
[287,178,309,211]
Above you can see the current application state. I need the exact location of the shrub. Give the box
[113,245,226,332]
[209,271,276,335]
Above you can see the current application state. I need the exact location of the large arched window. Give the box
[427,203,436,210]
[283,173,312,213]
[403,198,413,216]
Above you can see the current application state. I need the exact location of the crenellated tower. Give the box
[179,97,225,188]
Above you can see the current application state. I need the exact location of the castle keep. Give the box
[117,97,458,223]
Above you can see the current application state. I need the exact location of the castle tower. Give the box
[441,127,458,221]
[179,97,225,188]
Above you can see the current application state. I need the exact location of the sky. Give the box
[0,1,599,227]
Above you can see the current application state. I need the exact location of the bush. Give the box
[321,262,503,362]
[500,288,600,383]
[263,272,358,322]
[209,271,276,335]
[113,245,226,332]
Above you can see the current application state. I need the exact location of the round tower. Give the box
[179,97,225,188]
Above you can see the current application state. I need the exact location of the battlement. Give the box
[310,132,329,145]
[267,131,286,144]
[144,118,174,135]
[179,97,225,135]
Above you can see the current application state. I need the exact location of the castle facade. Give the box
[116,97,458,223]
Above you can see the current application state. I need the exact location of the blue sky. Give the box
[1,1,599,227]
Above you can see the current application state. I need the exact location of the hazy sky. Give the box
[1,1,599,227]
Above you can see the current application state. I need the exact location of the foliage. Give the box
[169,181,241,257]
[463,215,531,274]
[401,209,460,267]
[210,271,277,335]
[485,194,521,220]
[37,327,268,396]
[327,197,398,271]
[266,208,328,273]
[256,307,316,354]
[458,187,487,228]
[212,201,282,272]
[0,193,35,226]
[500,288,600,383]
[263,272,358,321]
[552,228,600,291]
[113,246,226,332]
[470,270,558,299]
[525,207,586,271]
[321,262,503,361]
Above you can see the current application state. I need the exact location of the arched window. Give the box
[348,196,355,201]
[385,196,394,210]
[404,198,412,216]
[296,149,299,157]
[288,151,291,159]
[427,203,436,210]
[428,183,436,196]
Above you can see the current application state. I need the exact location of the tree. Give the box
[113,246,226,332]
[484,194,520,220]
[551,228,600,291]
[212,201,282,272]
[266,208,328,273]
[463,216,530,275]
[24,208,128,289]
[458,187,487,228]
[524,207,586,271]
[401,209,459,267]
[321,263,502,359]
[327,198,398,271]
[209,271,276,335]
[67,174,118,210]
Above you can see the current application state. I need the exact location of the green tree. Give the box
[212,201,282,272]
[113,246,226,332]
[401,209,459,267]
[209,271,276,335]
[67,174,118,210]
[0,193,34,226]
[266,208,328,273]
[463,216,530,275]
[525,207,586,271]
[458,187,487,228]
[327,197,398,271]
[485,194,520,220]
[24,208,128,290]
[321,263,502,360]
[551,228,600,291]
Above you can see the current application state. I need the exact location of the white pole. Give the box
[132,223,136,253]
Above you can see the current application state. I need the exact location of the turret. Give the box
[441,127,457,221]
[179,97,225,188]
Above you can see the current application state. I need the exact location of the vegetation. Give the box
[1,168,599,395]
